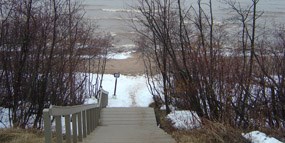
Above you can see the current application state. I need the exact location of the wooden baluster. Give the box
[65,115,71,143]
[93,108,95,130]
[72,113,77,143]
[82,110,87,138]
[78,112,83,141]
[55,116,63,143]
[87,109,91,135]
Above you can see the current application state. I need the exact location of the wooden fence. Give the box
[43,89,109,143]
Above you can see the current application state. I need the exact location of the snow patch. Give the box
[160,105,175,111]
[107,51,132,59]
[0,108,10,128]
[84,97,98,104]
[166,110,201,130]
[112,44,136,50]
[101,8,140,13]
[110,32,117,37]
[242,131,283,143]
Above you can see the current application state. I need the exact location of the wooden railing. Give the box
[43,89,109,143]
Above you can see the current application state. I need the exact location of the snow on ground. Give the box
[107,51,133,59]
[160,105,175,111]
[242,131,283,143]
[84,97,98,104]
[87,74,153,107]
[101,74,153,107]
[79,50,135,60]
[111,44,136,50]
[0,108,10,128]
[166,110,201,130]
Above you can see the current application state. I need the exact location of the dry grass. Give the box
[170,119,250,143]
[256,127,285,142]
[151,103,250,143]
[0,129,45,143]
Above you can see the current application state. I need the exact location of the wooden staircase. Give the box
[83,107,176,143]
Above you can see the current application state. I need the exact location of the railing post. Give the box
[43,109,52,143]
[65,115,71,143]
[72,113,77,143]
[78,112,83,141]
[55,116,63,143]
[82,110,87,138]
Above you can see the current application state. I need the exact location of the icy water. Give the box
[83,0,139,49]
[83,0,285,48]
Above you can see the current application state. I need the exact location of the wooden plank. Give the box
[50,104,99,116]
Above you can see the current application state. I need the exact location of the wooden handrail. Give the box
[43,88,109,143]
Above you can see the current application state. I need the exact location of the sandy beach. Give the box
[81,52,146,75]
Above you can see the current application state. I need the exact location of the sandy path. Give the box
[80,52,153,75]
[104,52,145,75]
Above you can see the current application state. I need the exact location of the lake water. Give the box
[83,0,285,49]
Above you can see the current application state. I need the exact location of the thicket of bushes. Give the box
[136,0,285,131]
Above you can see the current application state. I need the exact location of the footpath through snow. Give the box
[85,74,153,107]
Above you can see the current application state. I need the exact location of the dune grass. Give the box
[150,102,250,143]
[0,128,45,143]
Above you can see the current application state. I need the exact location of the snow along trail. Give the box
[85,74,153,107]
